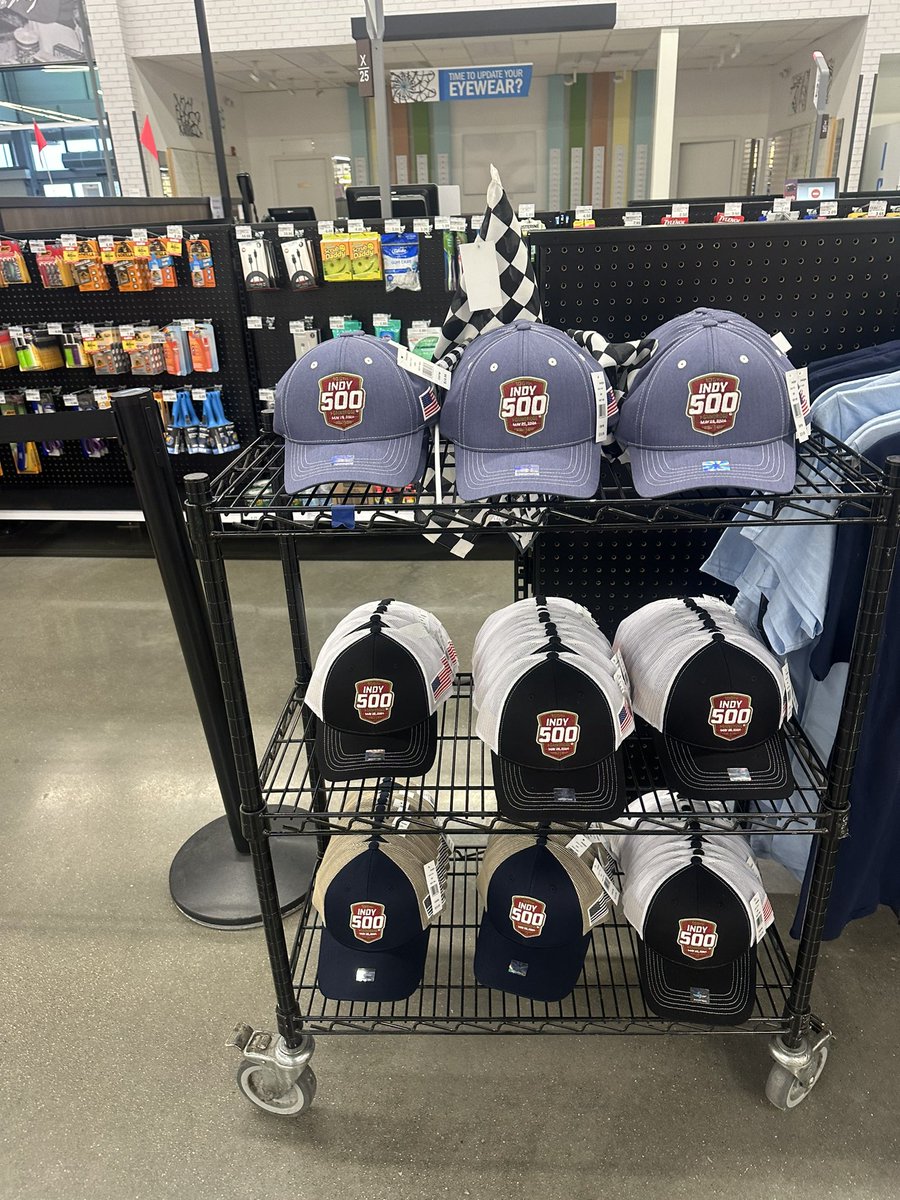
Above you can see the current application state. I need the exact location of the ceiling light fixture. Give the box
[249,69,260,83]
[730,37,741,60]
[268,79,279,90]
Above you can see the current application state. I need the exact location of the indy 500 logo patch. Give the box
[686,373,741,436]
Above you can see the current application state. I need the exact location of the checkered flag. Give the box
[434,165,542,361]
[567,329,658,407]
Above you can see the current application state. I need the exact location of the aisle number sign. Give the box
[390,64,532,103]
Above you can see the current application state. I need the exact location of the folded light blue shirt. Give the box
[702,370,900,654]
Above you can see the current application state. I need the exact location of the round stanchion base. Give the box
[169,813,316,929]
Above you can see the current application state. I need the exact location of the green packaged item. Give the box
[331,319,363,338]
[381,232,421,292]
[407,326,441,361]
[373,317,402,343]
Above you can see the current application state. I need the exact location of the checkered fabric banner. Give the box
[434,165,542,361]
[419,444,545,559]
[567,330,658,406]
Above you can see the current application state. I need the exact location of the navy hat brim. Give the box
[490,749,626,822]
[652,728,794,801]
[637,936,757,1025]
[473,912,590,1002]
[283,432,427,494]
[316,924,430,1001]
[454,440,601,501]
[627,438,796,498]
[316,713,437,780]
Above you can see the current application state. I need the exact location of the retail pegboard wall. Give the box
[532,527,736,635]
[532,218,900,365]
[0,223,256,491]
[237,220,453,391]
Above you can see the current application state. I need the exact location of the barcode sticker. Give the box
[29,239,46,254]
[575,205,593,221]
[413,217,431,233]
[518,203,535,219]
[162,389,177,404]
[329,316,346,330]
[166,224,183,241]
[131,227,148,243]
[277,223,295,239]
[384,218,403,233]
[47,322,63,336]
[820,200,838,216]
[118,324,135,340]
[25,388,40,403]
[591,857,621,906]
[724,202,742,216]
[235,225,252,240]
[772,197,791,213]
[79,323,95,338]
[433,216,450,230]
[423,859,444,917]
[591,371,608,441]
[317,220,335,235]
[61,233,78,250]
[781,661,795,721]
[785,369,811,441]
[192,388,207,404]
[396,345,452,390]
[246,316,263,329]
[470,214,483,229]
[623,211,642,226]
[587,895,610,928]
[869,200,887,217]
[672,202,689,218]
[179,318,196,331]
[450,216,467,232]
[347,218,365,233]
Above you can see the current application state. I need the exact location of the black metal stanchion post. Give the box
[114,393,313,928]
[784,456,900,1043]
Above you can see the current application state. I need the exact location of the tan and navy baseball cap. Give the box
[312,798,448,1001]
[604,793,774,1024]
[474,826,611,1001]
[306,601,457,780]
[613,596,794,802]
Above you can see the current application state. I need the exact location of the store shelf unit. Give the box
[180,422,899,1112]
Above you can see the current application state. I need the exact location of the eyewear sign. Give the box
[390,64,532,104]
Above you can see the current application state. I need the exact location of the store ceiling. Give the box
[147,18,860,94]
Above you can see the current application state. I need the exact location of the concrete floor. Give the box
[1,552,899,1200]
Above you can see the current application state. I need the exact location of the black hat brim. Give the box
[653,728,794,801]
[473,913,590,1002]
[490,749,626,822]
[637,936,757,1025]
[316,924,430,1001]
[316,713,437,780]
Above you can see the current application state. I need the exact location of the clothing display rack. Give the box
[136,218,899,1117]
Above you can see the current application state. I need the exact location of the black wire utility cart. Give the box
[181,425,900,1116]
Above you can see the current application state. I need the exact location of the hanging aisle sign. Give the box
[390,64,532,104]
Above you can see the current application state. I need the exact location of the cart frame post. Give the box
[184,473,306,1046]
[783,456,900,1045]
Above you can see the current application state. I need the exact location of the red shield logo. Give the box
[708,692,753,741]
[499,376,549,438]
[354,678,394,724]
[349,901,386,943]
[677,918,718,961]
[535,710,580,761]
[685,373,741,436]
[319,372,366,430]
[509,895,546,938]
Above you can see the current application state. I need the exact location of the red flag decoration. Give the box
[139,116,158,161]
[33,122,48,155]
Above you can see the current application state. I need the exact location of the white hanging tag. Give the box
[458,241,503,309]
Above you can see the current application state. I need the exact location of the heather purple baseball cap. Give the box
[274,334,438,493]
[439,321,608,500]
[616,311,797,498]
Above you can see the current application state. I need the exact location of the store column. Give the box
[648,27,679,199]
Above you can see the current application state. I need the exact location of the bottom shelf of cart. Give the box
[289,854,798,1035]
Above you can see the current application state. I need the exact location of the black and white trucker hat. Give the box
[306,600,457,780]
[474,825,611,1001]
[474,599,633,821]
[604,793,774,1024]
[613,596,795,801]
[311,793,449,1001]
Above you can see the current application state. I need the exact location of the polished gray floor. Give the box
[1,554,898,1200]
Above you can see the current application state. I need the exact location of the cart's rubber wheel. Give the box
[236,1061,317,1116]
[765,1044,828,1109]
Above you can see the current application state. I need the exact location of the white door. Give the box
[676,140,736,197]
[271,157,332,218]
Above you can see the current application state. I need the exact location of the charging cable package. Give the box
[240,237,279,289]
[381,232,420,292]
[280,238,318,290]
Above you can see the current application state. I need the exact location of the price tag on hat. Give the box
[785,368,811,441]
[591,372,608,441]
[591,856,621,906]
[609,650,631,698]
[396,345,452,391]
[423,859,445,917]
[781,661,795,721]
[458,240,503,309]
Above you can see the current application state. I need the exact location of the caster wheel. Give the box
[765,1044,828,1109]
[236,1061,317,1116]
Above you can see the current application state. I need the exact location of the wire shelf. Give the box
[261,676,827,838]
[201,427,885,536]
[289,851,796,1035]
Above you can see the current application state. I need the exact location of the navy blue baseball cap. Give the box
[616,310,797,497]
[312,830,442,1001]
[474,830,610,1002]
[274,333,438,492]
[440,321,608,500]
